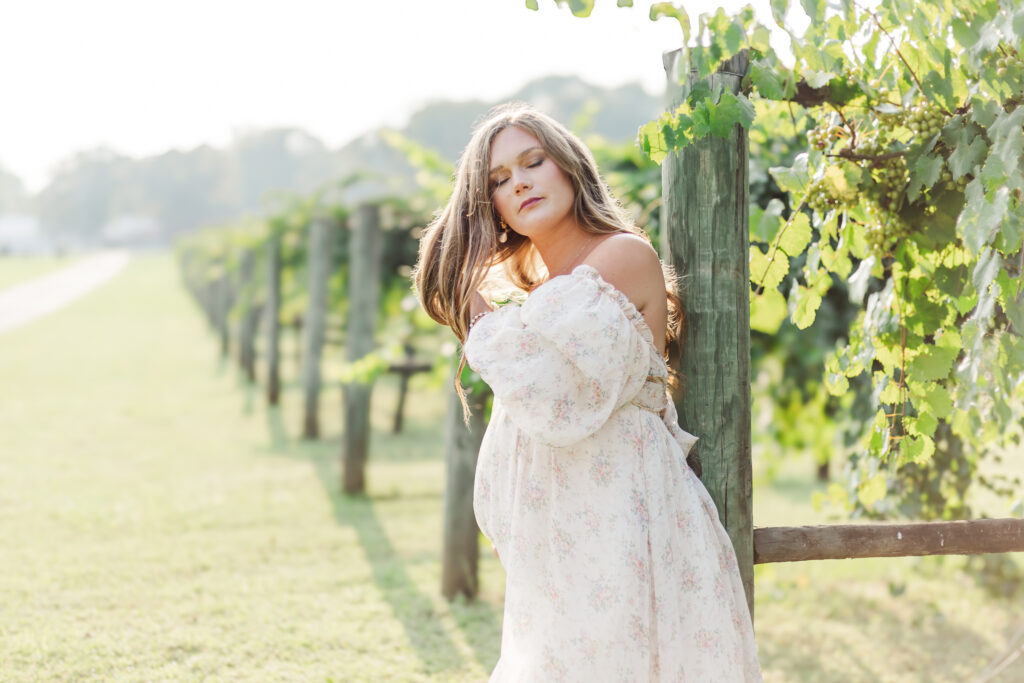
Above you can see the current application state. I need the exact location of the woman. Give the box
[413,102,762,681]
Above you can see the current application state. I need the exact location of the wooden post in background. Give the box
[265,231,282,405]
[661,48,755,618]
[441,371,490,600]
[342,203,381,495]
[216,263,233,360]
[237,248,260,383]
[300,213,334,439]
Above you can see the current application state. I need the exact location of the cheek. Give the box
[494,192,511,217]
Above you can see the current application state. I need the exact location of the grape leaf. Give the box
[800,0,824,23]
[989,107,1024,179]
[957,182,1008,255]
[686,80,712,107]
[912,412,939,438]
[770,0,789,27]
[907,152,943,203]
[750,287,788,333]
[970,97,998,127]
[997,268,1024,334]
[848,256,875,304]
[751,198,784,243]
[972,246,1000,293]
[711,91,756,137]
[777,211,812,256]
[857,473,887,509]
[769,153,810,195]
[923,69,957,112]
[904,433,936,465]
[750,245,789,290]
[567,0,595,17]
[948,131,988,180]
[747,60,784,99]
[791,284,822,329]
[650,3,692,47]
[804,69,835,88]
[908,345,959,382]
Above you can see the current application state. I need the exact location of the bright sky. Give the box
[0,0,798,192]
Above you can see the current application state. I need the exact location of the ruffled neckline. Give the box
[535,263,660,357]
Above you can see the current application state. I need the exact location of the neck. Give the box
[531,220,595,279]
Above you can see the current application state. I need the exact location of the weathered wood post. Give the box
[237,247,261,383]
[216,262,233,360]
[661,48,755,618]
[342,203,381,494]
[201,274,218,329]
[392,343,414,433]
[300,213,334,439]
[265,231,282,405]
[441,371,490,600]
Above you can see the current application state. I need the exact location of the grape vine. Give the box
[546,0,1024,525]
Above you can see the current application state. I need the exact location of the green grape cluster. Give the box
[876,107,904,129]
[939,166,970,192]
[806,176,845,212]
[864,200,911,258]
[861,152,913,258]
[996,51,1021,77]
[871,155,909,210]
[855,131,887,156]
[905,101,946,141]
[808,124,844,151]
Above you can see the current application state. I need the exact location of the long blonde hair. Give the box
[412,102,685,420]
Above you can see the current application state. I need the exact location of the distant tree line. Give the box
[0,76,660,246]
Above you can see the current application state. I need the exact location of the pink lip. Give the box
[519,197,542,212]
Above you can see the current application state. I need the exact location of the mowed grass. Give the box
[0,253,82,290]
[0,252,501,682]
[0,250,1021,681]
[753,452,1024,681]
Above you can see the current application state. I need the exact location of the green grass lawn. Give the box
[0,254,81,290]
[0,251,1021,681]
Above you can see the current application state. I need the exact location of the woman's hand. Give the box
[470,291,493,318]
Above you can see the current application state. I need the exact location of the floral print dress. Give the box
[465,264,763,682]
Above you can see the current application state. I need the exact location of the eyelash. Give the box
[493,159,543,188]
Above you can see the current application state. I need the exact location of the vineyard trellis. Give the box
[662,49,1024,620]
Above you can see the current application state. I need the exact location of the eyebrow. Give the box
[489,147,543,176]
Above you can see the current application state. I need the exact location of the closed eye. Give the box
[491,158,543,190]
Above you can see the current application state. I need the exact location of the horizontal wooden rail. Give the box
[387,361,432,374]
[754,518,1024,564]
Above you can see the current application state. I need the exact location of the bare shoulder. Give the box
[583,232,663,310]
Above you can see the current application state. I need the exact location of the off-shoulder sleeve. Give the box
[464,267,650,448]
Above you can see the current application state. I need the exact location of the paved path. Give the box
[0,250,131,336]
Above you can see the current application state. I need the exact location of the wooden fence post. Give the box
[661,48,755,619]
[342,203,381,495]
[216,264,233,360]
[441,369,490,600]
[265,232,282,405]
[300,214,334,439]
[237,248,260,383]
[391,343,432,434]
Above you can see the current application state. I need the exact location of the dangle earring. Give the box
[498,217,509,244]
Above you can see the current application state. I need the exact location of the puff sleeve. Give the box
[464,266,651,448]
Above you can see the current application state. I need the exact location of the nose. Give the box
[512,171,531,194]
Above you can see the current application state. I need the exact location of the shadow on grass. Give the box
[263,404,501,674]
[758,571,1002,680]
